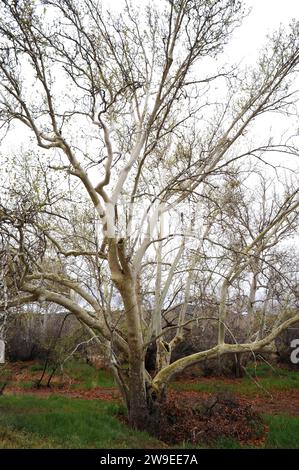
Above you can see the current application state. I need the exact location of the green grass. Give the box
[210,414,299,449]
[210,437,244,449]
[0,394,298,449]
[30,363,46,372]
[63,360,116,389]
[264,415,299,449]
[188,414,299,449]
[0,425,62,449]
[18,381,36,390]
[0,395,162,449]
[171,363,299,396]
[22,360,299,396]
[19,360,116,390]
[1,361,298,449]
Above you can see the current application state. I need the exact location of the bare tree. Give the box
[0,0,299,431]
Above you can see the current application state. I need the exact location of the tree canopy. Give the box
[0,0,299,430]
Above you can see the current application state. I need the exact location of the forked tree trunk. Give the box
[127,384,166,433]
[107,239,156,430]
[110,284,149,425]
[117,282,165,431]
[120,280,151,429]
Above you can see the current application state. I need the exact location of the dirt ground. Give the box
[3,362,299,417]
[169,388,299,417]
[6,385,299,416]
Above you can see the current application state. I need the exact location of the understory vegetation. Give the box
[0,361,298,449]
[172,364,299,396]
[0,395,298,449]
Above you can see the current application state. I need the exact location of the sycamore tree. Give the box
[197,172,299,341]
[0,0,299,431]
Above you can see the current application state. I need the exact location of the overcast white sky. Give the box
[2,0,299,159]
[226,0,299,63]
[104,0,299,63]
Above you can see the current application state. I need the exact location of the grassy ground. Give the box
[63,361,116,389]
[0,394,298,449]
[0,361,298,449]
[0,395,161,449]
[212,415,299,449]
[171,363,299,396]
[0,360,116,390]
[8,359,298,395]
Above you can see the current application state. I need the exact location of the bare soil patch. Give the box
[3,362,299,417]
[174,375,299,417]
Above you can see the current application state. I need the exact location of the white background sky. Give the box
[1,0,298,303]
[115,0,299,63]
[2,0,299,159]
[226,0,299,63]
